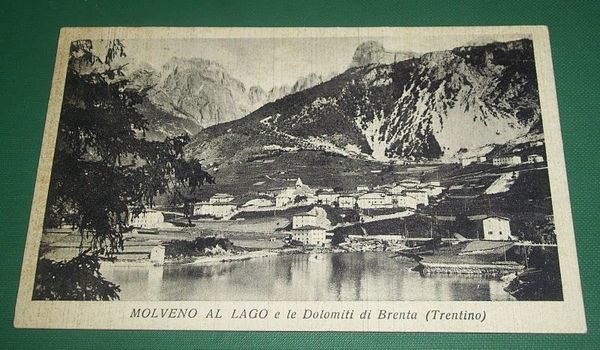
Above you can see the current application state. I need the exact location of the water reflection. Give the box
[102,252,515,301]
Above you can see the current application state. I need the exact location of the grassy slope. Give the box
[191,150,442,198]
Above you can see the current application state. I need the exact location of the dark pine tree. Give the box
[34,39,213,300]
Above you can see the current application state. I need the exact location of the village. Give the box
[35,135,560,302]
[111,142,553,276]
[38,137,556,295]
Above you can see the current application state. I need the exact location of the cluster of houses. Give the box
[461,153,545,167]
[188,177,445,220]
[279,179,448,247]
[288,211,519,247]
[126,174,523,246]
[271,178,445,211]
[126,185,521,247]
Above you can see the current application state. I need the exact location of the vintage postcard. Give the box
[14,26,586,332]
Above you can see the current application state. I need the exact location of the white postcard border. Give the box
[14,26,586,333]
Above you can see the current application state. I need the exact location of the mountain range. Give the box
[184,39,542,164]
[126,58,335,139]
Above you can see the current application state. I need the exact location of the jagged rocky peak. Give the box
[350,40,419,67]
[147,57,253,128]
[267,85,291,102]
[266,72,337,103]
[125,55,343,139]
[292,73,330,93]
[124,61,160,89]
[351,41,387,67]
[248,86,267,105]
[160,57,248,95]
[161,57,230,83]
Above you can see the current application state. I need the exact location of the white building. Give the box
[292,207,331,229]
[242,198,274,209]
[338,195,357,209]
[275,188,296,207]
[150,245,166,265]
[460,156,477,167]
[405,190,429,206]
[128,209,165,229]
[482,216,518,241]
[293,177,305,188]
[389,185,406,194]
[493,155,522,166]
[292,212,317,229]
[317,192,340,206]
[193,202,238,218]
[209,193,235,203]
[356,185,370,192]
[460,155,487,167]
[390,194,418,209]
[275,178,316,207]
[530,140,544,147]
[291,226,328,246]
[357,192,393,209]
[527,154,544,163]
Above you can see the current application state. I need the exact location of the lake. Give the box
[102,252,515,301]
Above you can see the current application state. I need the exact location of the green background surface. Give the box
[1,0,599,348]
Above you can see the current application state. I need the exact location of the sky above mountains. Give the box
[120,33,530,91]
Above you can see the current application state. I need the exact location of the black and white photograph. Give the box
[14,27,586,332]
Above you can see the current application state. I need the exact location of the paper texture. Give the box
[14,26,586,333]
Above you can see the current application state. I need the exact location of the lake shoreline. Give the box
[101,251,517,301]
[103,247,303,268]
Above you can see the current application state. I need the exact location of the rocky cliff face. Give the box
[187,39,541,163]
[350,40,419,67]
[145,58,258,131]
[127,58,334,138]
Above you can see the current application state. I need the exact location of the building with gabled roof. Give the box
[357,192,393,209]
[482,215,519,241]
